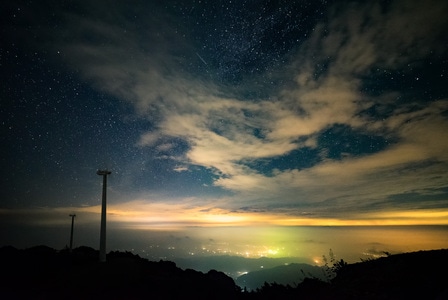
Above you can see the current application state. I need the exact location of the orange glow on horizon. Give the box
[3,200,446,228]
[72,200,448,228]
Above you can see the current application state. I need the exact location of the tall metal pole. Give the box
[69,214,76,252]
[97,169,111,262]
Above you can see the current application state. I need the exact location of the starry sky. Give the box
[1,0,448,253]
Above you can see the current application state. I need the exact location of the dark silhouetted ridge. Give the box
[1,246,447,299]
[0,246,240,300]
[329,249,448,299]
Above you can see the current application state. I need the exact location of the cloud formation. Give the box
[43,0,448,224]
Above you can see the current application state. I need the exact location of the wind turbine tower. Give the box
[69,214,76,252]
[97,169,111,262]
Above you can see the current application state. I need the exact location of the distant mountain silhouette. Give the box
[1,246,447,299]
[236,263,325,291]
[175,255,310,278]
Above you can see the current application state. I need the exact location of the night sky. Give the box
[1,0,448,254]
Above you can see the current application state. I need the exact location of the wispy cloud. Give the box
[46,0,448,224]
[173,166,189,172]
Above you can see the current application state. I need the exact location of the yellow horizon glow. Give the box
[2,200,447,228]
[75,200,448,228]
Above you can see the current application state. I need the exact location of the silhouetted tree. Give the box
[322,248,347,281]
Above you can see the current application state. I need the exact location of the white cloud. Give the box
[214,99,448,213]
[173,166,189,172]
[137,132,159,147]
[53,0,448,219]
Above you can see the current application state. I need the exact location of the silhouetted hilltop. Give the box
[330,249,448,299]
[1,246,447,299]
[0,246,240,299]
[244,249,448,299]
